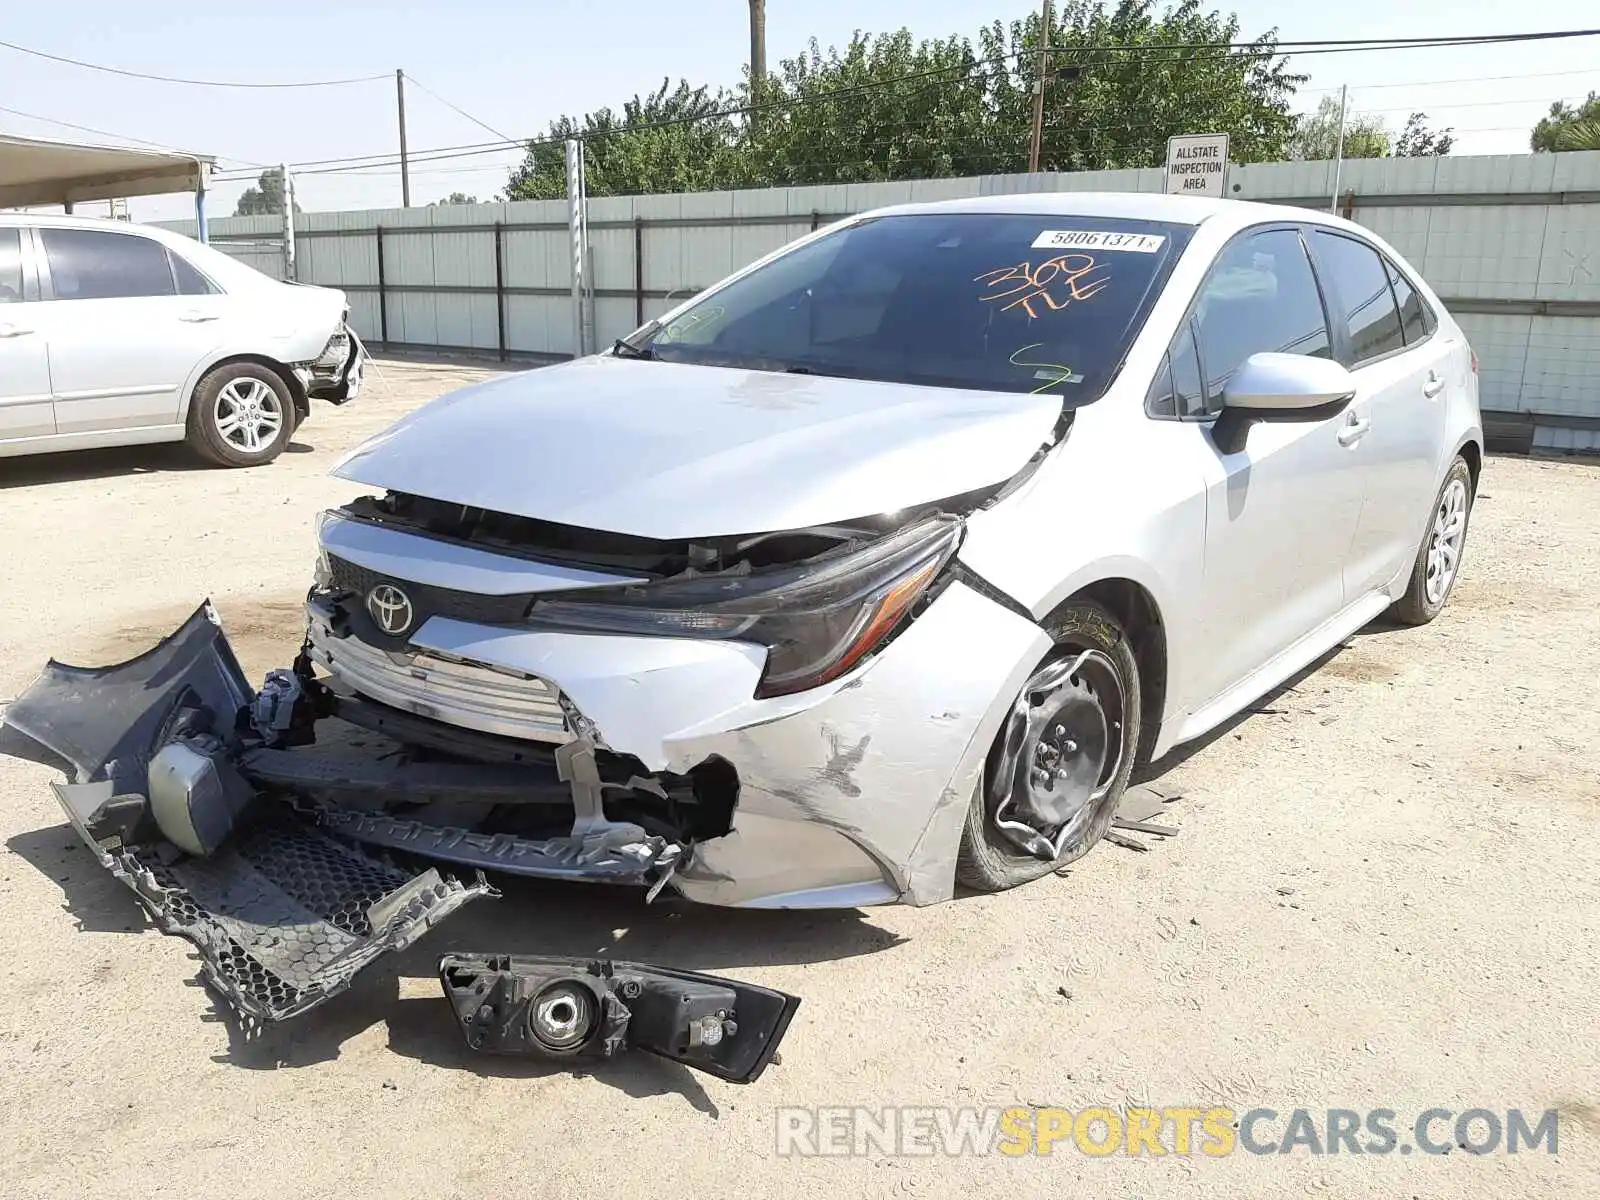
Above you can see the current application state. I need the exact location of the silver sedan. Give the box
[6,193,1483,920]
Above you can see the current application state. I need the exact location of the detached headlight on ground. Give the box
[526,516,964,697]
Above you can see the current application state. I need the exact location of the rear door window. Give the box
[0,228,23,302]
[168,249,219,296]
[1311,231,1405,365]
[1383,257,1433,345]
[41,228,177,300]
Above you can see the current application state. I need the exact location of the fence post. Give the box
[375,225,389,348]
[811,209,820,232]
[280,162,297,282]
[1340,190,1357,221]
[565,139,588,357]
[634,216,645,328]
[494,221,507,361]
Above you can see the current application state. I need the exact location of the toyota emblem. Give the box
[366,583,415,636]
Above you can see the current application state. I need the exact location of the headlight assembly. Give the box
[526,516,963,698]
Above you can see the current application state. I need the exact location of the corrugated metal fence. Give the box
[160,150,1600,452]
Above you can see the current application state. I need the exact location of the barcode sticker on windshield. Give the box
[1031,230,1166,253]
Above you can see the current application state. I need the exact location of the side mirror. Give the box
[1213,352,1356,453]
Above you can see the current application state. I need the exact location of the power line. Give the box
[406,76,520,143]
[1301,66,1600,92]
[0,36,389,88]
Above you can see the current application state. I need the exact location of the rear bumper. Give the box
[297,324,366,406]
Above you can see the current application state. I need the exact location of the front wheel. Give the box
[956,601,1141,893]
[185,363,296,467]
[1390,456,1474,626]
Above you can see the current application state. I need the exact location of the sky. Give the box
[1,0,1596,221]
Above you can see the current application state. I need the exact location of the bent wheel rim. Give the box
[214,377,284,454]
[1424,477,1468,606]
[988,646,1127,860]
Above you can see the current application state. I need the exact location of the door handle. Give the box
[1422,371,1445,398]
[1337,414,1371,446]
[178,312,219,323]
[0,324,34,338]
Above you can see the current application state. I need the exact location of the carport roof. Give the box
[0,133,213,208]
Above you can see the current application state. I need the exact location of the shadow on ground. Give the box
[0,439,315,489]
[1135,620,1401,783]
[6,823,892,1110]
[5,824,148,933]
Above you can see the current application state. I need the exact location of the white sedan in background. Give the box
[0,214,363,467]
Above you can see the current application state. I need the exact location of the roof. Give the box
[864,190,1315,228]
[0,133,212,209]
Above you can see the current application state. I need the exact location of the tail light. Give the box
[1470,347,1479,375]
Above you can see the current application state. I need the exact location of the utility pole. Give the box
[1027,0,1053,173]
[396,68,412,207]
[748,0,766,98]
[1330,83,1348,214]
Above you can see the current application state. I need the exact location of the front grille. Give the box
[306,613,572,744]
[327,554,533,625]
[134,809,489,1021]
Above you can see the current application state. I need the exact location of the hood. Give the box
[332,357,1061,539]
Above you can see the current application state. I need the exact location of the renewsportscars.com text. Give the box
[774,1105,1559,1158]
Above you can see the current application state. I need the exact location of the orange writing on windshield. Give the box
[975,253,1111,319]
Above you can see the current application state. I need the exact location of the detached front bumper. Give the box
[0,604,491,1021]
[0,604,804,1068]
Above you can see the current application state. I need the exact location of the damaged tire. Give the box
[956,601,1140,893]
[185,362,297,467]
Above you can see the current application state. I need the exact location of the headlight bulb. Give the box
[528,982,596,1051]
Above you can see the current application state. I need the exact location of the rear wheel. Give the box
[185,363,296,467]
[1390,456,1473,626]
[956,601,1141,893]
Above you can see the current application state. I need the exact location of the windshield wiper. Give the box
[612,320,662,360]
[782,363,871,380]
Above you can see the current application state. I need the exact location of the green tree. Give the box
[506,79,748,200]
[503,1,1304,195]
[1286,95,1390,160]
[1531,91,1600,151]
[233,167,301,216]
[431,192,481,206]
[984,0,1304,173]
[743,30,1006,184]
[1394,112,1453,157]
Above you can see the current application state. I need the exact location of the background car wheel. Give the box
[185,363,297,467]
[956,600,1141,894]
[1390,456,1474,626]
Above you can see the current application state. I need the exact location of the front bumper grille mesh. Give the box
[134,811,484,1019]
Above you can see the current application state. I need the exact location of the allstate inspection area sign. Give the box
[1165,133,1230,197]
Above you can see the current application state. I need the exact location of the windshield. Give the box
[632,211,1192,400]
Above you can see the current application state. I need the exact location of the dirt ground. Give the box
[1,358,1596,1198]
